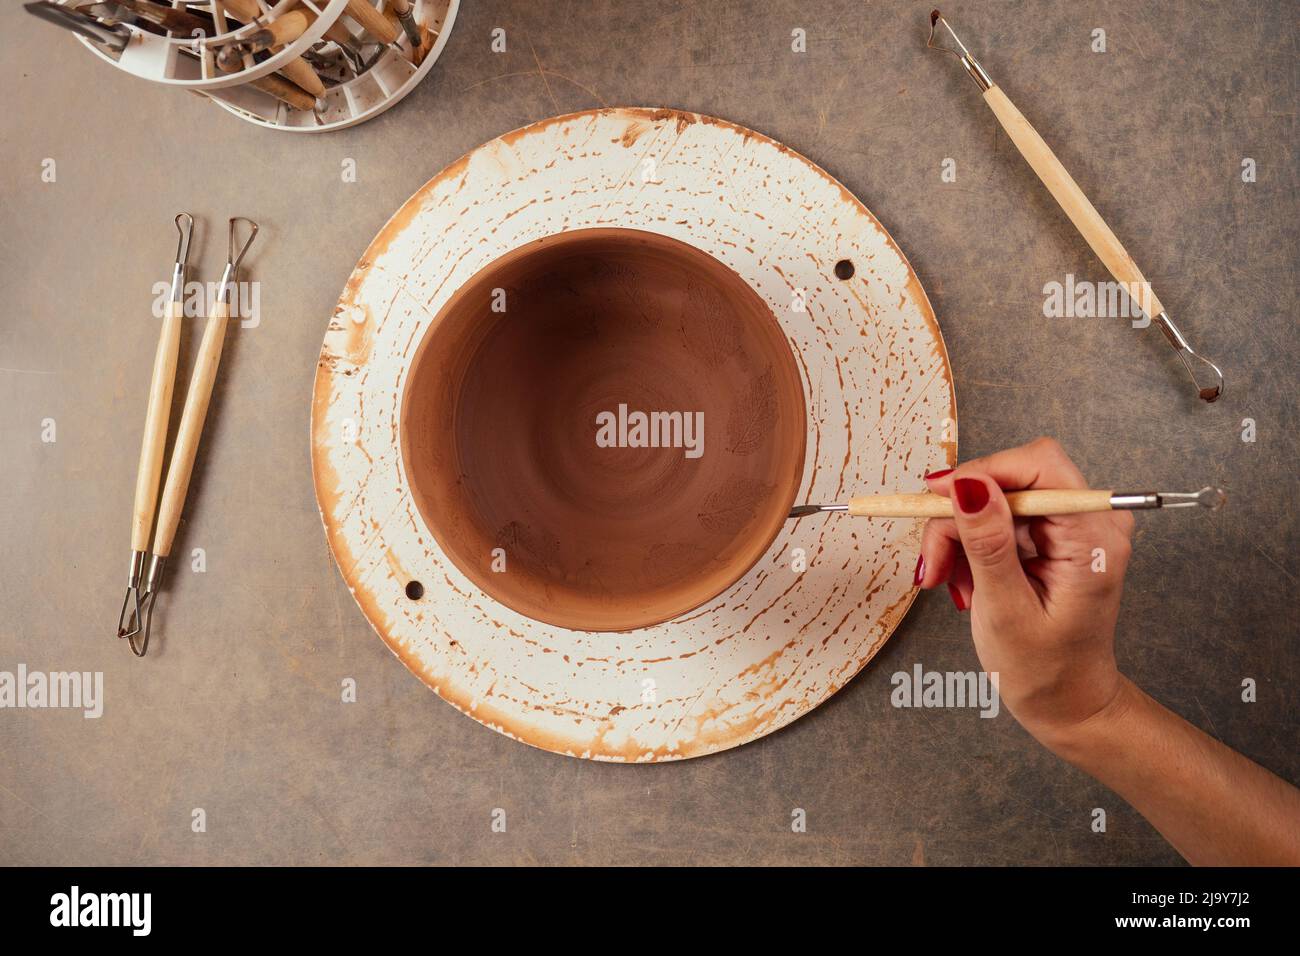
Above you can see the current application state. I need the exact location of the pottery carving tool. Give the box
[340,0,422,66]
[386,0,434,63]
[116,213,194,649]
[284,0,366,55]
[144,0,329,101]
[215,46,326,106]
[223,0,372,59]
[153,1,326,109]
[342,0,399,45]
[389,0,423,51]
[230,63,320,112]
[24,1,131,53]
[82,0,208,35]
[789,486,1226,520]
[927,10,1224,403]
[215,16,308,59]
[127,216,259,657]
[68,0,328,105]
[327,0,413,65]
[216,0,369,78]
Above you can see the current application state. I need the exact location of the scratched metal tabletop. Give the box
[2,0,1295,865]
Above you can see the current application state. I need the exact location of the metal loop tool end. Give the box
[127,555,167,658]
[115,549,148,642]
[1110,487,1227,511]
[927,10,993,92]
[1154,312,1224,402]
[218,216,259,301]
[129,554,167,658]
[170,212,194,302]
[789,503,846,518]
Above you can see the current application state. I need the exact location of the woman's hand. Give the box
[915,437,1134,743]
[915,437,1300,864]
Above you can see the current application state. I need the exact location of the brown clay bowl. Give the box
[401,228,806,631]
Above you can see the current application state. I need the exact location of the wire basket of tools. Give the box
[26,0,458,131]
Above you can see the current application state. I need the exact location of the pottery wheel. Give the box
[312,107,956,761]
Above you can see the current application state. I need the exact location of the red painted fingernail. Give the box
[953,477,989,514]
[924,468,953,480]
[913,554,925,586]
[948,582,967,611]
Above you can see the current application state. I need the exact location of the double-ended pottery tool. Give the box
[117,212,193,651]
[928,10,1224,402]
[118,216,258,656]
[790,486,1226,519]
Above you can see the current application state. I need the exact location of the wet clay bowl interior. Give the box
[401,227,806,631]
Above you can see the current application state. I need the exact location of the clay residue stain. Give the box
[357,154,462,270]
[383,547,410,585]
[619,120,650,146]
[343,304,374,366]
[649,108,697,135]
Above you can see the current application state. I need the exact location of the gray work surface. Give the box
[2,0,1295,866]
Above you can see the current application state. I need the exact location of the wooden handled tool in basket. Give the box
[927,10,1224,403]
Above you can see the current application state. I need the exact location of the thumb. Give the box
[949,475,1038,615]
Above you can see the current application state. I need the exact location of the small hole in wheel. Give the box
[834,259,855,280]
[405,580,424,600]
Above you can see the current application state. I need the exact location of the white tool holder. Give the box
[70,0,458,131]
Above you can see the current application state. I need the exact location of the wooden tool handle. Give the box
[314,10,356,47]
[130,300,184,552]
[982,85,1164,319]
[344,0,398,43]
[211,0,324,103]
[847,489,1114,518]
[276,55,326,99]
[219,0,353,47]
[212,0,256,18]
[152,300,230,558]
[264,9,312,47]
[248,72,318,111]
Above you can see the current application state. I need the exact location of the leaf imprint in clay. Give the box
[697,477,774,535]
[680,280,741,368]
[591,258,662,328]
[495,520,561,569]
[642,541,711,578]
[727,367,778,455]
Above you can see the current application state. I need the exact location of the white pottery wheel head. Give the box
[312,107,957,761]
